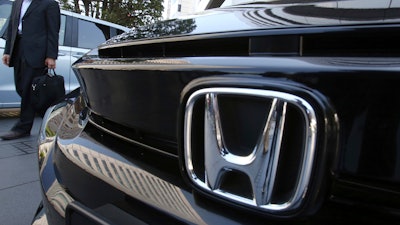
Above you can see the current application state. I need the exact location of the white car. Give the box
[0,0,129,110]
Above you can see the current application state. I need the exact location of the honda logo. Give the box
[184,87,317,213]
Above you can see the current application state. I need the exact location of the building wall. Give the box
[164,0,211,19]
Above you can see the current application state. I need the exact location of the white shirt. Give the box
[18,0,32,34]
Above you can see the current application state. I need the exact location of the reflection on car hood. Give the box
[104,0,400,46]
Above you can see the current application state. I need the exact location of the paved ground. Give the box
[0,116,42,225]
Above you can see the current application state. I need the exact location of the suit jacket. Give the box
[4,0,60,68]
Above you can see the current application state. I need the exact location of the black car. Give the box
[32,0,400,224]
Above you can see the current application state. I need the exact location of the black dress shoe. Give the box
[0,130,30,140]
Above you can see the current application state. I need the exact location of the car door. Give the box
[0,0,19,108]
[54,10,129,95]
[0,6,129,109]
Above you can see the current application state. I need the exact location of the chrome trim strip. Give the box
[88,118,177,158]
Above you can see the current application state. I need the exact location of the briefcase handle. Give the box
[45,68,58,77]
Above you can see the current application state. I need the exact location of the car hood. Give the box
[103,0,400,46]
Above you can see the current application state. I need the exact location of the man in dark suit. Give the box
[1,0,60,140]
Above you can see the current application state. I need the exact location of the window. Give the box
[0,1,11,37]
[77,19,110,49]
[59,15,66,46]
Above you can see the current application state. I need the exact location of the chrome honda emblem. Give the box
[184,87,317,213]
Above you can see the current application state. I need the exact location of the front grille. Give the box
[301,28,400,57]
[100,37,251,58]
[99,35,301,58]
[99,25,399,59]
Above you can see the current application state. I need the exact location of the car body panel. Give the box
[105,0,400,46]
[33,0,400,224]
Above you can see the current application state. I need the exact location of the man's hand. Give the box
[2,54,10,66]
[45,58,56,69]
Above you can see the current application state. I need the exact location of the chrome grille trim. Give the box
[88,118,177,158]
[184,87,317,212]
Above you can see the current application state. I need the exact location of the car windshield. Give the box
[0,0,11,38]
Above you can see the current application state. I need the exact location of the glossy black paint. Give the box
[104,0,400,45]
[33,1,400,224]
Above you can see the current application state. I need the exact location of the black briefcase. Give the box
[31,68,65,112]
